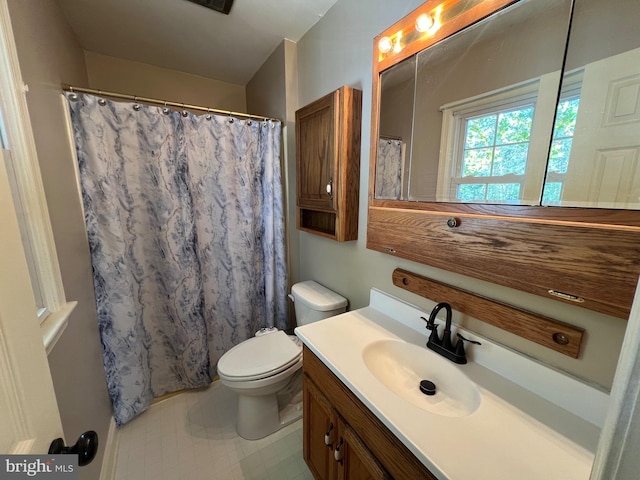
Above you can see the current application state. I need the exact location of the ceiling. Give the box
[56,0,338,85]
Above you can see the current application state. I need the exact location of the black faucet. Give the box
[421,302,480,364]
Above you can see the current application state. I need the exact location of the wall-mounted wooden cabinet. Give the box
[296,86,362,241]
[303,346,437,480]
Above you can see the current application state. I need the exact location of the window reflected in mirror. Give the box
[375,0,572,205]
[456,104,533,203]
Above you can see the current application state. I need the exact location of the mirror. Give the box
[377,56,415,200]
[368,0,640,321]
[541,0,640,208]
[375,0,640,210]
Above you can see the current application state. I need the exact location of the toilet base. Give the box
[236,393,303,440]
[220,357,304,440]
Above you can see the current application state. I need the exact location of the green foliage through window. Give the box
[548,96,579,175]
[458,105,533,202]
[543,95,579,204]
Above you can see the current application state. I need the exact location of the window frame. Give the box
[542,70,583,205]
[438,72,562,204]
[0,1,75,354]
[452,99,535,203]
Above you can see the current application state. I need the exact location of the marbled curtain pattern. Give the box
[375,137,403,200]
[66,93,288,425]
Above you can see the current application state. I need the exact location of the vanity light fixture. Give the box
[378,36,393,54]
[415,13,434,32]
[375,0,487,66]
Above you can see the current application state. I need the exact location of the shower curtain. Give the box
[66,92,288,425]
[375,137,403,200]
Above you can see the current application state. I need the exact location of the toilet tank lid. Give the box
[291,281,347,311]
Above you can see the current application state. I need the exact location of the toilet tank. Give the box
[291,281,347,326]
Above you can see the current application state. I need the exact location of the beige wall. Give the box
[85,51,246,112]
[246,41,287,120]
[246,40,300,325]
[6,1,112,479]
[566,0,639,70]
[295,0,627,389]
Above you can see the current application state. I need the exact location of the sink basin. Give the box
[362,339,481,417]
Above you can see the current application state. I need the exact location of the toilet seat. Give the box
[217,330,301,382]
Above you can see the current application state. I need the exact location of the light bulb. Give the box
[378,36,393,54]
[415,13,434,32]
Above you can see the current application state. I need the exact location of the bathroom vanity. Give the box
[296,289,606,480]
[303,347,435,479]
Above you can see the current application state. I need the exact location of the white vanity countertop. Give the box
[295,289,606,480]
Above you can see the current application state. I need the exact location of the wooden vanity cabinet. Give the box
[296,86,362,241]
[303,376,389,480]
[303,376,338,480]
[337,419,390,480]
[302,346,437,480]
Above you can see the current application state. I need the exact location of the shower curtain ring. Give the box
[68,85,78,101]
[206,108,212,121]
[133,96,141,111]
[182,103,188,117]
[228,111,234,123]
[97,90,106,106]
[162,101,170,115]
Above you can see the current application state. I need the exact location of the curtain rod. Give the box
[63,85,282,123]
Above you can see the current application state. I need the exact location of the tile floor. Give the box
[113,381,314,480]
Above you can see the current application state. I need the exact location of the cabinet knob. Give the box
[324,423,334,447]
[446,217,460,228]
[326,178,333,198]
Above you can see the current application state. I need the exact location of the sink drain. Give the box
[419,380,436,396]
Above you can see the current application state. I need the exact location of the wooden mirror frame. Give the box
[367,0,640,319]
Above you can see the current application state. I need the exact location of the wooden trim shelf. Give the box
[368,206,640,319]
[392,268,585,358]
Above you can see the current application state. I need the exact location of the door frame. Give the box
[590,279,640,478]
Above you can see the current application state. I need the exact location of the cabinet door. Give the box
[296,90,338,212]
[303,375,338,480]
[336,418,391,480]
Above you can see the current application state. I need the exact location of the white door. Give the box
[562,47,640,207]
[0,148,64,455]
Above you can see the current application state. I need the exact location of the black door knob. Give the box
[49,431,98,466]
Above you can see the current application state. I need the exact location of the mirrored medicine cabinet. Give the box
[367,0,640,319]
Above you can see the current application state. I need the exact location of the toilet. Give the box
[217,280,347,440]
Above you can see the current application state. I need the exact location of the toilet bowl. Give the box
[217,281,347,440]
